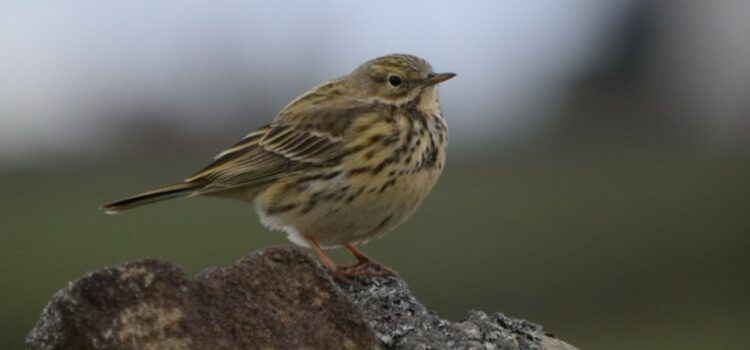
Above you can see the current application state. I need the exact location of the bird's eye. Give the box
[387,74,402,87]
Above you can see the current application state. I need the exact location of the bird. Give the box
[102,54,455,278]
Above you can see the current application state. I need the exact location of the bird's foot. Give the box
[332,260,396,282]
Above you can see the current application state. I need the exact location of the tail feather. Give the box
[101,182,203,214]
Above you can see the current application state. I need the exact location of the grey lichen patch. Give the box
[109,303,189,350]
[338,274,574,350]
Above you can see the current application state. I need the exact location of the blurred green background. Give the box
[2,1,750,349]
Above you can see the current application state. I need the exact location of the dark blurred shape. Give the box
[551,1,685,145]
[550,0,750,148]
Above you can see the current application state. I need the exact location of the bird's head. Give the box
[348,54,455,105]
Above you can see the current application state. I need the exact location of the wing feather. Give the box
[184,81,375,191]
[211,126,270,160]
[186,123,347,190]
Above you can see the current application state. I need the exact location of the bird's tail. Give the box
[101,182,203,214]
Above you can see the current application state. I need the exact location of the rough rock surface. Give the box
[27,246,577,350]
[342,277,576,350]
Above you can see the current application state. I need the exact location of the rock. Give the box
[341,275,576,350]
[26,247,379,350]
[27,246,577,350]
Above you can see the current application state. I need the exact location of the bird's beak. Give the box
[423,72,456,85]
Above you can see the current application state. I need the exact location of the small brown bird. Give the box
[102,54,454,277]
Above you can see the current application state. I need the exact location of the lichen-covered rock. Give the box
[27,246,577,350]
[340,275,576,350]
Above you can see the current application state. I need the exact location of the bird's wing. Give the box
[185,98,370,191]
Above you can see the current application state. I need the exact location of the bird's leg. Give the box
[344,244,373,265]
[304,236,338,273]
[304,237,395,279]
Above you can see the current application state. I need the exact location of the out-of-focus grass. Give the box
[1,146,748,349]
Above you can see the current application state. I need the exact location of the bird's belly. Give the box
[254,167,442,248]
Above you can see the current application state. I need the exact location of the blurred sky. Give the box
[0,0,645,164]
[4,0,750,167]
